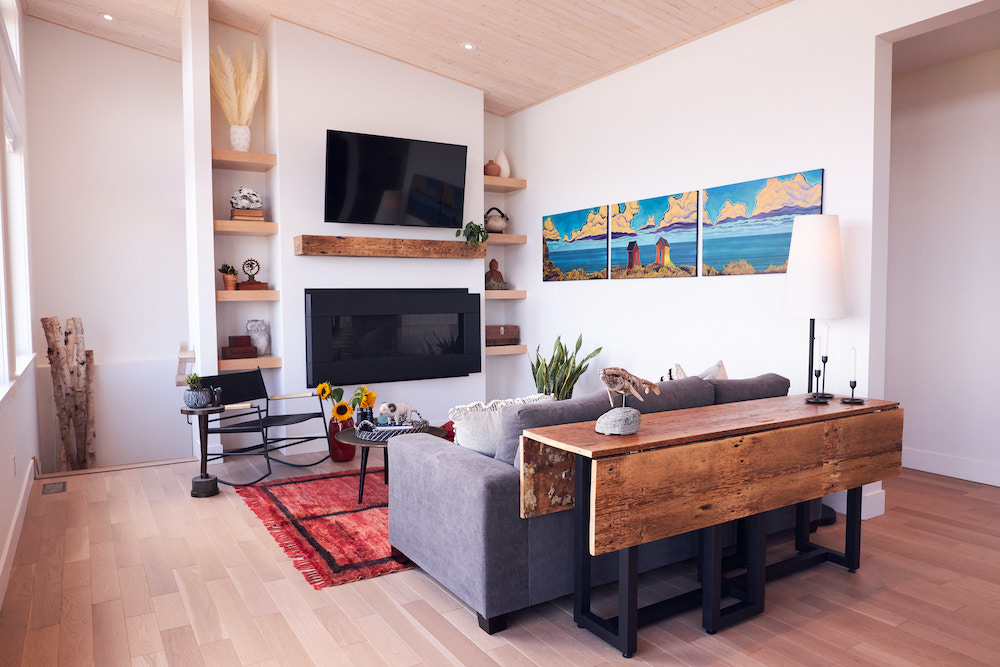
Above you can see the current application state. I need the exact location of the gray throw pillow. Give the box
[450,394,552,457]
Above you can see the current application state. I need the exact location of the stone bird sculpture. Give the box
[599,367,661,407]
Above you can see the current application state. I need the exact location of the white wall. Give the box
[25,19,191,468]
[887,48,1000,485]
[497,0,987,516]
[501,0,983,404]
[265,20,485,425]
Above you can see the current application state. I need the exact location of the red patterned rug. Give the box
[235,468,411,589]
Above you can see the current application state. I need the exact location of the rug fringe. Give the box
[235,472,408,590]
[236,487,331,589]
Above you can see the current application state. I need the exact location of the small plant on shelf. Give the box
[186,373,202,390]
[218,263,238,290]
[457,220,489,248]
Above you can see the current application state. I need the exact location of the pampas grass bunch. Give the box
[209,45,265,126]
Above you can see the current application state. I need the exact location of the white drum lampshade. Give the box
[784,214,846,319]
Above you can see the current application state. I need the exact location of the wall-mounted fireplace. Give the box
[305,288,481,386]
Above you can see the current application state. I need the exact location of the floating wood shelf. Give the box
[485,290,527,300]
[216,290,280,302]
[484,175,527,193]
[214,220,278,236]
[485,344,528,356]
[211,149,277,172]
[218,355,282,372]
[486,234,527,246]
[294,235,486,259]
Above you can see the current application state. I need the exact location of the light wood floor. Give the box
[2,455,999,666]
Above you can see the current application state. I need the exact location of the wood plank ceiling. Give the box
[24,0,790,116]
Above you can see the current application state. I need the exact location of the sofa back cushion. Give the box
[708,373,790,404]
[495,376,716,466]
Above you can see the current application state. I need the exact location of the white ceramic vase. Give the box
[230,125,251,152]
[495,150,511,178]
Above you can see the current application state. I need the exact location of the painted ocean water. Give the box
[703,231,792,272]
[551,241,697,273]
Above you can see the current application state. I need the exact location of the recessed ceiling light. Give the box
[101,13,114,21]
[461,42,476,51]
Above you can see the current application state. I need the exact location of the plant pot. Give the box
[328,416,356,462]
[230,124,251,152]
[183,388,212,409]
[222,274,238,290]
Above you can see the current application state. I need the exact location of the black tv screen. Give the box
[324,130,467,228]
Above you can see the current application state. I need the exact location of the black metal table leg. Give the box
[620,546,638,657]
[358,447,370,503]
[844,487,862,572]
[701,524,722,633]
[573,455,592,625]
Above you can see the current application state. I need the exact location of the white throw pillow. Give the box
[664,360,728,381]
[449,393,552,457]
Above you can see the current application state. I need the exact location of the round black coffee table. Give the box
[335,425,446,502]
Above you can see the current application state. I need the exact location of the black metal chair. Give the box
[199,368,330,485]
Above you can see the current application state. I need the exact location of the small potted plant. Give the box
[183,373,213,409]
[218,263,238,290]
[457,221,488,248]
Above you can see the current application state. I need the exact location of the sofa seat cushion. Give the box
[708,373,790,404]
[495,376,716,466]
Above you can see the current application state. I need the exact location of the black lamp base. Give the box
[805,395,830,404]
[840,397,865,404]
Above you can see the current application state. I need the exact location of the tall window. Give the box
[0,0,18,75]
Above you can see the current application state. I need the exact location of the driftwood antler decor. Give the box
[41,316,96,470]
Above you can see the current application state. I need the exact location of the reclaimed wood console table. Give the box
[519,395,903,657]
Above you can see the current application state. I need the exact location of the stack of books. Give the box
[230,208,264,221]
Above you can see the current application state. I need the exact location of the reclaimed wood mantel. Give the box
[293,235,486,259]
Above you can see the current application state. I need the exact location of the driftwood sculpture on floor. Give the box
[41,316,96,470]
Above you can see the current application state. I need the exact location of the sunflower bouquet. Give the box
[315,382,376,423]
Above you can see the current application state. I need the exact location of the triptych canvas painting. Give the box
[542,169,823,281]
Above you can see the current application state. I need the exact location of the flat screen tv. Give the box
[324,130,467,228]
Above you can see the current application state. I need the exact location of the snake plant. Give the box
[531,334,602,400]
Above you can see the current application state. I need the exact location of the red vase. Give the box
[328,416,356,462]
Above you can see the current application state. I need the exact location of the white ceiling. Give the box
[23,0,792,116]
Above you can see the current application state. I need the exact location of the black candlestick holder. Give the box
[806,369,829,403]
[816,355,834,399]
[841,380,865,404]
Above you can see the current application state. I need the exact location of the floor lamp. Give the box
[784,214,846,393]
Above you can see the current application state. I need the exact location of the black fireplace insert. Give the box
[305,288,481,386]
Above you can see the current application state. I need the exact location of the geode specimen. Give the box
[230,186,263,209]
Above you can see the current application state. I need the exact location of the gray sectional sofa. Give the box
[388,373,811,632]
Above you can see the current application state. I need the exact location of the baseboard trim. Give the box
[902,448,1000,487]
[823,483,886,520]
[0,458,36,604]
